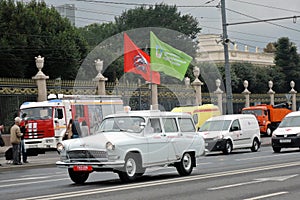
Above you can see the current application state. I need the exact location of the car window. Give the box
[148,118,162,133]
[231,119,241,131]
[179,118,196,132]
[162,118,178,133]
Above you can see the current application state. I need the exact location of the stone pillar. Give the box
[151,83,158,110]
[242,80,251,108]
[191,66,203,106]
[184,77,192,105]
[214,79,223,114]
[267,80,275,105]
[93,59,107,95]
[289,80,297,111]
[32,55,49,102]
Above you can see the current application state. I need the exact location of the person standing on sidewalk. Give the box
[10,117,23,165]
[0,124,4,166]
[20,121,28,163]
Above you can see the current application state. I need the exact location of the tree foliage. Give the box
[274,37,300,91]
[0,0,88,79]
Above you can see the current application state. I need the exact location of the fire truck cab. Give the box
[19,94,124,155]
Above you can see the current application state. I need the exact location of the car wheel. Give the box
[222,140,232,155]
[176,152,193,176]
[266,126,272,136]
[68,168,89,184]
[118,153,142,182]
[251,138,260,152]
[273,146,281,153]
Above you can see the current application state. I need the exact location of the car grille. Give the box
[68,150,108,162]
[276,134,298,138]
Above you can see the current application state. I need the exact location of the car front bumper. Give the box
[272,137,300,148]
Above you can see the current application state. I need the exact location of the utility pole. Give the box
[220,0,233,114]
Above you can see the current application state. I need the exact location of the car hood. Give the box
[273,127,300,135]
[64,132,138,150]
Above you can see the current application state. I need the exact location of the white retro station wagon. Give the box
[56,110,205,183]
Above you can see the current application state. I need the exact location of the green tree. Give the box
[0,0,88,79]
[274,37,300,91]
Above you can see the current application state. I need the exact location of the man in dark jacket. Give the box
[71,115,81,138]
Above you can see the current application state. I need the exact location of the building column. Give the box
[93,59,107,95]
[267,80,275,105]
[242,80,251,108]
[289,80,297,111]
[214,79,223,114]
[32,55,49,102]
[191,66,203,106]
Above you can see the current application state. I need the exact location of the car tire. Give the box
[68,168,89,184]
[251,138,260,152]
[273,146,281,153]
[176,152,193,176]
[222,140,232,155]
[118,153,142,182]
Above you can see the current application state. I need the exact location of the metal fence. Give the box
[0,78,298,133]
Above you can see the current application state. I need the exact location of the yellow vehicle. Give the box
[171,104,221,130]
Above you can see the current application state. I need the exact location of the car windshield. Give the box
[278,116,300,128]
[242,109,263,116]
[97,116,145,133]
[199,120,231,131]
[20,107,53,120]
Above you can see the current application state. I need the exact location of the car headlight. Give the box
[297,133,300,137]
[57,142,64,153]
[272,133,277,138]
[106,142,115,150]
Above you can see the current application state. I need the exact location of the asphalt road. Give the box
[1,144,300,200]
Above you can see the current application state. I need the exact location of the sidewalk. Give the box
[0,147,59,171]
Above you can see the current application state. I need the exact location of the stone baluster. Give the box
[242,80,251,108]
[93,59,107,95]
[32,55,49,102]
[289,80,297,111]
[267,80,275,105]
[214,79,223,114]
[191,66,203,106]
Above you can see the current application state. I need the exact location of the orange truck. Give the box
[242,104,292,136]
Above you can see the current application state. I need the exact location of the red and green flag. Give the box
[150,31,192,81]
[124,33,160,84]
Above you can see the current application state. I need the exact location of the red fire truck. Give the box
[19,94,124,155]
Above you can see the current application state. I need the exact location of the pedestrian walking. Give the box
[10,117,23,165]
[71,115,81,138]
[63,119,73,140]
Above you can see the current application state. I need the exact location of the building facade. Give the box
[196,34,275,66]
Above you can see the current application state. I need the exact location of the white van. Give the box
[271,111,300,153]
[199,114,261,154]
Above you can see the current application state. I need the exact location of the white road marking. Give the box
[243,191,289,200]
[207,174,298,190]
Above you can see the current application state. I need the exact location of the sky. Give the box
[40,0,300,52]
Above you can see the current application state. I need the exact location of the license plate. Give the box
[73,165,93,172]
[280,139,291,143]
